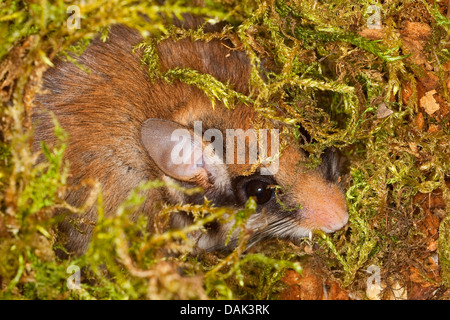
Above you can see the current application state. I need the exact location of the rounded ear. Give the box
[141,119,209,186]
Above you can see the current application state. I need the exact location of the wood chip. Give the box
[420,90,440,115]
[426,240,438,252]
[413,112,425,131]
[401,21,432,41]
[376,102,393,118]
[402,82,413,105]
[359,28,384,40]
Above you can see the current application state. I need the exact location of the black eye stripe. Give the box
[233,174,276,205]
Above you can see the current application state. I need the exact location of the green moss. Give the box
[440,216,450,287]
[164,67,254,109]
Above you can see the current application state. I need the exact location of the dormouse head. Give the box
[141,116,348,250]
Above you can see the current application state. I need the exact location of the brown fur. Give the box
[33,22,348,255]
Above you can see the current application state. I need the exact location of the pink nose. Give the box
[308,205,349,233]
[300,185,349,233]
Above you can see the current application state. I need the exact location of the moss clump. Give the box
[439,216,450,287]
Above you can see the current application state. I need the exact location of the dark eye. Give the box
[244,179,274,205]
